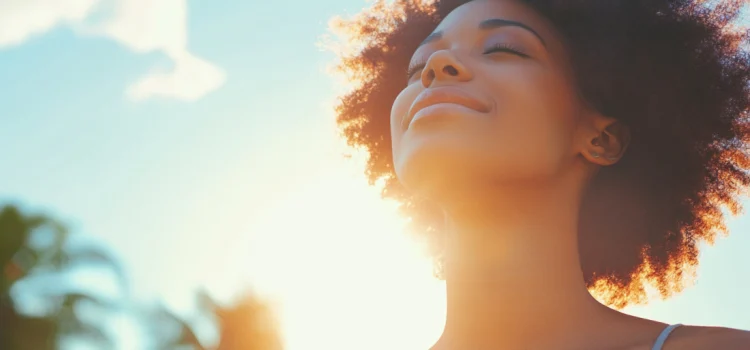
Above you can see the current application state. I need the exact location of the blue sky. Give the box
[1,0,351,294]
[1,1,749,349]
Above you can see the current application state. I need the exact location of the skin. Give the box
[388,0,750,349]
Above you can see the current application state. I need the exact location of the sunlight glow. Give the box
[238,150,446,350]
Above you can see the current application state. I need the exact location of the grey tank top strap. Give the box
[651,323,683,350]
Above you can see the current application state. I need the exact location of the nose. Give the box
[421,49,473,88]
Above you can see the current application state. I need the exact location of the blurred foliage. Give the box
[1,204,125,349]
[210,292,283,350]
[1,203,283,350]
[146,290,284,350]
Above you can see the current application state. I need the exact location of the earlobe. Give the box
[588,151,618,161]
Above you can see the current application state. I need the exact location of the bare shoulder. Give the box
[666,325,750,350]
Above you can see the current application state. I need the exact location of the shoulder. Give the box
[665,325,750,350]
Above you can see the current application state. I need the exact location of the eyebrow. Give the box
[418,18,547,48]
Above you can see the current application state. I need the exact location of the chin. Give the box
[394,142,482,202]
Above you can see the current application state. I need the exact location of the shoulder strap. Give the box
[651,323,682,350]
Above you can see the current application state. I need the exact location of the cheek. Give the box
[390,85,420,154]
[482,66,578,176]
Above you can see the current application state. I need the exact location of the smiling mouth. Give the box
[404,87,491,128]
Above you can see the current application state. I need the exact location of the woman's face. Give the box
[390,0,589,200]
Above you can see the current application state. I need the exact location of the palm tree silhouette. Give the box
[1,204,127,349]
[2,204,284,349]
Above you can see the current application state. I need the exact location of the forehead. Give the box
[435,0,554,39]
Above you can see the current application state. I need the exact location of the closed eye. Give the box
[483,43,530,58]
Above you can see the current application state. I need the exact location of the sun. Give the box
[240,149,446,350]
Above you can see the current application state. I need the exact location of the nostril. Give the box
[443,65,458,76]
[426,70,436,81]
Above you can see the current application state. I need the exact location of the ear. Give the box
[580,114,630,166]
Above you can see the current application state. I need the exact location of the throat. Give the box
[432,185,611,349]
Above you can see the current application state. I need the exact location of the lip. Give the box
[404,86,491,129]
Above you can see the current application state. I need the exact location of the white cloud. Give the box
[0,0,98,47]
[125,50,226,102]
[0,0,225,102]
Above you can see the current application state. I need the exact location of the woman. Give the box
[333,0,750,349]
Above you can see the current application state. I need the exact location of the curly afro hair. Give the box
[331,0,750,308]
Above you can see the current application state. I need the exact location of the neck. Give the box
[433,179,614,349]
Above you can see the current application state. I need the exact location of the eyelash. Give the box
[484,43,530,58]
[405,43,530,80]
[406,63,427,80]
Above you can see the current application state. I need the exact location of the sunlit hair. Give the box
[330,0,750,308]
